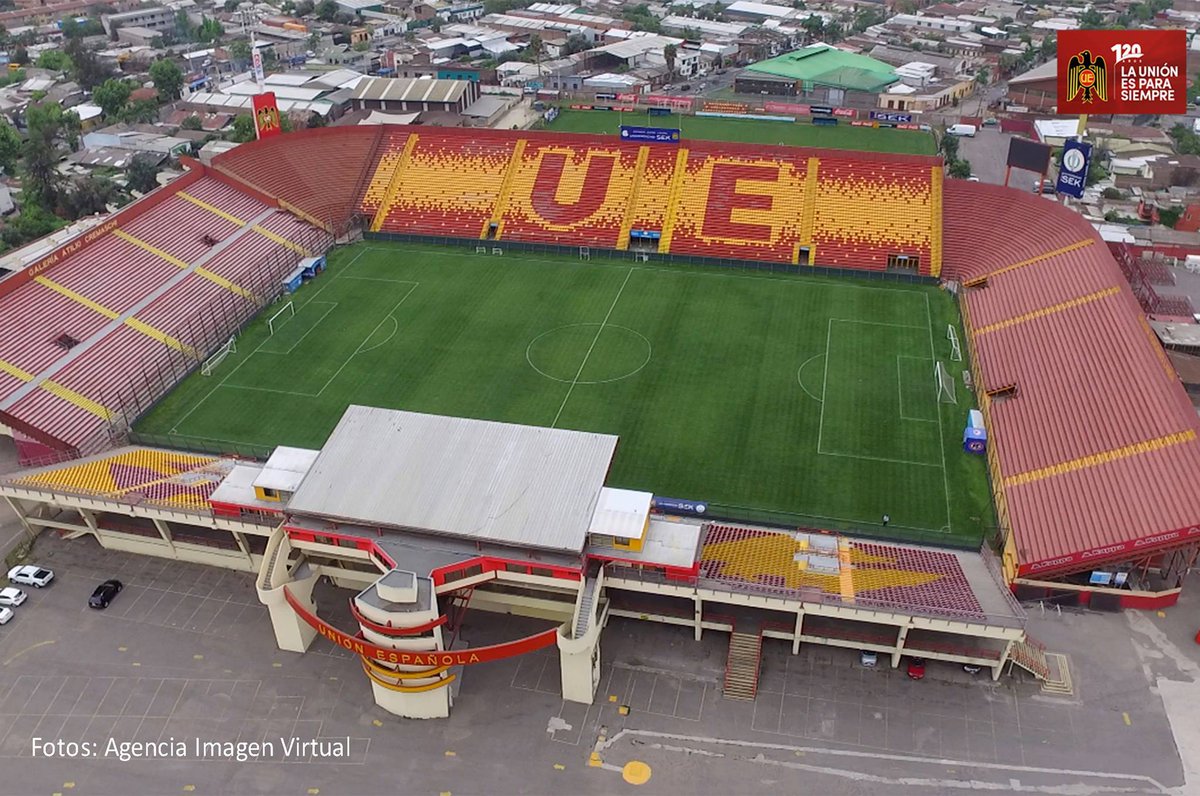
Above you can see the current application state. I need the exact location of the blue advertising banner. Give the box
[620,125,681,143]
[812,117,838,126]
[870,110,912,123]
[651,497,708,516]
[1055,139,1092,199]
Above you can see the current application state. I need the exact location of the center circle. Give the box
[526,324,652,385]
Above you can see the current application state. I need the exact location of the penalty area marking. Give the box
[526,323,652,385]
[796,354,824,402]
[896,355,938,423]
[257,301,339,356]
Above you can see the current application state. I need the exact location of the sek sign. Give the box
[620,125,681,144]
[1058,29,1187,114]
[1055,139,1092,199]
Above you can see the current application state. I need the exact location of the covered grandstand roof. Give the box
[943,181,1200,576]
[285,406,620,554]
[350,76,469,105]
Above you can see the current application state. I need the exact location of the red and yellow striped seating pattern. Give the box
[12,448,232,510]
[812,162,935,269]
[669,153,810,262]
[374,134,511,238]
[500,144,639,247]
[699,524,983,618]
[360,128,939,273]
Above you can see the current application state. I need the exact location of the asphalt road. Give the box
[0,532,1195,795]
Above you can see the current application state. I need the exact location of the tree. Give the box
[64,36,110,88]
[224,0,240,9]
[36,49,73,72]
[1040,33,1056,59]
[1,204,64,249]
[150,58,184,101]
[121,99,160,124]
[939,131,959,161]
[93,77,132,118]
[174,9,195,41]
[307,31,323,52]
[948,159,972,179]
[800,14,823,40]
[127,154,160,193]
[316,0,338,20]
[196,15,223,43]
[181,114,203,130]
[0,118,18,174]
[12,45,27,65]
[823,21,843,42]
[228,39,251,65]
[563,33,590,55]
[1079,8,1104,27]
[974,66,989,85]
[663,43,677,76]
[59,175,119,220]
[230,113,256,142]
[22,102,66,209]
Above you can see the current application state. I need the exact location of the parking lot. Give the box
[1,532,1196,795]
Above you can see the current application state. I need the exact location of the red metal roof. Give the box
[944,181,1200,576]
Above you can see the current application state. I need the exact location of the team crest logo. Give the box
[256,105,280,132]
[1066,50,1107,104]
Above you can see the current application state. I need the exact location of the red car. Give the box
[906,658,926,680]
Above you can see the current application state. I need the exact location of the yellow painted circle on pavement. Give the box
[622,760,652,786]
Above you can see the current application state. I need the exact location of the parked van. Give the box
[946,124,977,137]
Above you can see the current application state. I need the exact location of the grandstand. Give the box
[0,165,330,463]
[1,123,1198,610]
[349,127,940,272]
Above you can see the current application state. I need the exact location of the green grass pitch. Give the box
[545,109,937,156]
[137,243,994,546]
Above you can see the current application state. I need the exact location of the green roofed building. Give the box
[736,45,899,104]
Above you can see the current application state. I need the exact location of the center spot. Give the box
[526,324,652,385]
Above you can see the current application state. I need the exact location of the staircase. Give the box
[1010,634,1050,681]
[723,632,763,701]
[573,572,599,639]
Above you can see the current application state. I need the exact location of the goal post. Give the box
[947,324,963,362]
[201,336,237,376]
[267,301,295,336]
[935,360,957,405]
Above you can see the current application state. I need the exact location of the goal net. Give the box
[201,336,237,376]
[947,324,963,362]
[935,361,957,404]
[267,301,295,336]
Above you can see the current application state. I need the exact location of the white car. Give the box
[8,565,54,588]
[860,650,878,667]
[0,606,12,625]
[0,587,26,607]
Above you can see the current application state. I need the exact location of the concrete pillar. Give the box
[792,610,804,655]
[693,596,703,641]
[557,623,601,705]
[994,639,1014,681]
[151,518,178,553]
[256,533,318,654]
[891,623,911,669]
[3,495,36,539]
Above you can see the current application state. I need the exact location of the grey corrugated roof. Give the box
[350,76,468,104]
[286,406,619,554]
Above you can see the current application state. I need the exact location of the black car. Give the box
[88,579,123,609]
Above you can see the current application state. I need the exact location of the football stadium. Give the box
[2,122,1199,718]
